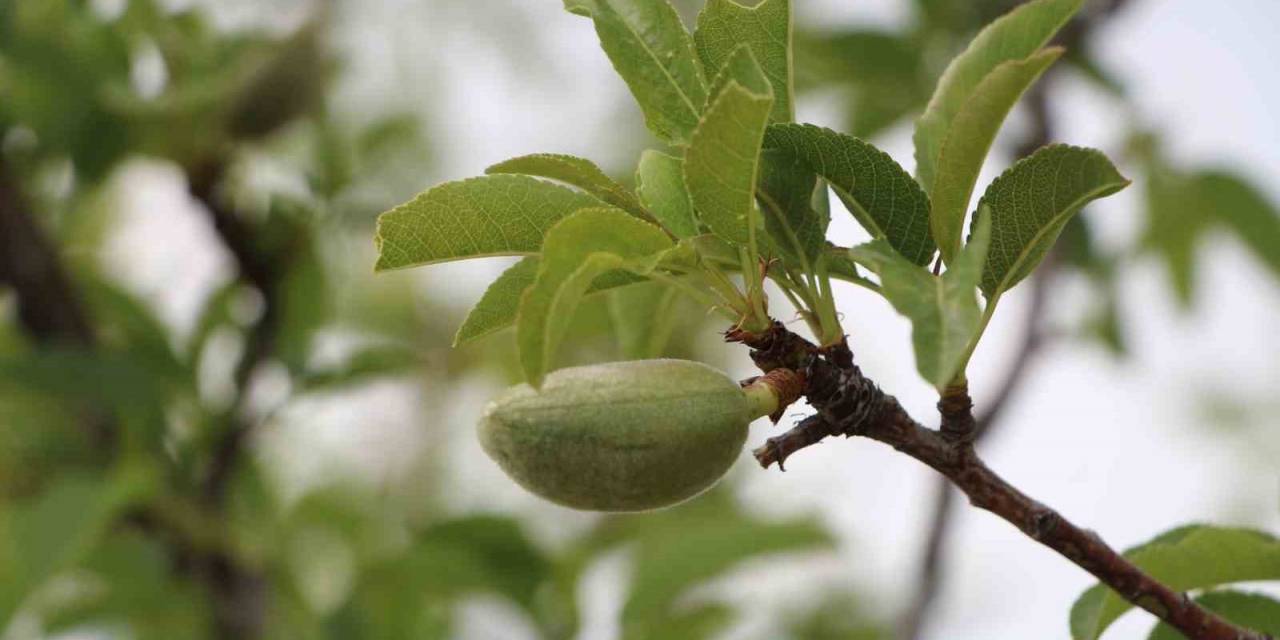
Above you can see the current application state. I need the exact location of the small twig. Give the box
[737,322,1266,640]
[187,162,283,640]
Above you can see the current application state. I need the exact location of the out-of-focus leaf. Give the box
[298,345,422,391]
[976,145,1129,298]
[1069,524,1280,639]
[487,153,649,220]
[1147,591,1280,640]
[40,532,210,640]
[608,281,679,359]
[276,221,330,372]
[516,208,673,385]
[617,492,833,638]
[1196,171,1280,279]
[636,150,700,238]
[851,212,990,390]
[566,0,708,145]
[693,0,793,122]
[374,175,605,271]
[0,469,151,626]
[758,149,826,264]
[914,0,1080,262]
[764,123,933,265]
[795,29,925,139]
[685,46,773,246]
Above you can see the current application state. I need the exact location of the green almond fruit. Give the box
[479,359,777,512]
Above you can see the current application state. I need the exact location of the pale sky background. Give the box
[101,0,1280,638]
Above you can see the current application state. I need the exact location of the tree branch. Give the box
[732,323,1268,640]
[186,161,280,639]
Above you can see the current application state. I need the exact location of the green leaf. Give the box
[764,123,934,265]
[516,208,674,385]
[913,0,1081,262]
[567,0,708,145]
[684,46,774,246]
[486,153,650,221]
[619,493,833,634]
[1196,171,1280,280]
[693,0,794,122]
[913,0,1080,189]
[456,257,542,346]
[976,144,1130,298]
[374,175,605,271]
[1147,591,1280,640]
[1069,524,1280,639]
[927,49,1062,263]
[850,212,991,390]
[0,470,150,625]
[608,281,680,359]
[636,150,700,238]
[454,257,645,346]
[758,149,827,264]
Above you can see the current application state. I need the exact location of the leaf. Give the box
[567,0,707,145]
[636,150,700,238]
[1147,591,1280,640]
[1195,171,1280,280]
[454,257,644,346]
[684,46,774,246]
[850,212,991,390]
[913,0,1080,190]
[455,257,542,346]
[764,123,934,265]
[693,0,793,122]
[927,49,1063,263]
[516,208,674,385]
[1069,524,1280,639]
[487,153,650,221]
[618,492,833,634]
[976,144,1130,298]
[0,470,150,625]
[757,149,827,264]
[608,282,680,359]
[374,175,605,271]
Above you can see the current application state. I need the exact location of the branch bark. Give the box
[731,323,1269,640]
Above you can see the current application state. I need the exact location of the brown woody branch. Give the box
[731,323,1268,640]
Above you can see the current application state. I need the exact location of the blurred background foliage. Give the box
[0,0,1276,639]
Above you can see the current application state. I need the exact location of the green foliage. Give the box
[515,208,674,385]
[975,144,1130,298]
[373,175,605,270]
[765,123,934,265]
[1069,525,1280,639]
[608,282,681,359]
[914,0,1080,262]
[693,0,794,122]
[1147,591,1280,640]
[487,153,650,220]
[0,469,151,626]
[567,0,708,145]
[851,213,991,390]
[758,149,827,264]
[685,46,774,246]
[636,150,701,238]
[611,492,834,639]
[1144,164,1280,306]
[455,256,542,346]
